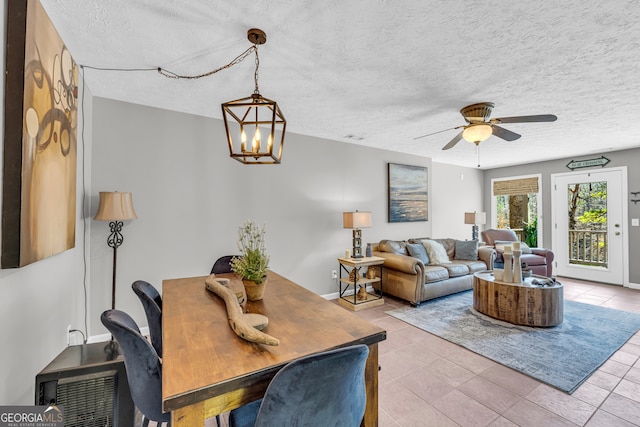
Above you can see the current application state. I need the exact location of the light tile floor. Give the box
[351,277,640,427]
[147,277,640,427]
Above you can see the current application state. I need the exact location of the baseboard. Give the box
[322,286,374,301]
[323,291,339,300]
[627,282,640,290]
[85,326,150,345]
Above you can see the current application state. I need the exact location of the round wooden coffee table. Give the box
[473,271,563,327]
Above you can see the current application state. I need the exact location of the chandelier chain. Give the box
[254,46,260,94]
[157,44,258,81]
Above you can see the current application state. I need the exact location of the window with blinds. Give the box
[493,177,539,196]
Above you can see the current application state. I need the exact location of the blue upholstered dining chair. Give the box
[132,280,163,357]
[130,281,223,427]
[210,255,239,274]
[101,309,171,427]
[229,344,370,427]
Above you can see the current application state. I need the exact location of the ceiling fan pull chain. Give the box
[476,142,480,168]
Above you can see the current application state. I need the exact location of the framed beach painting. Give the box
[2,0,78,268]
[388,163,428,223]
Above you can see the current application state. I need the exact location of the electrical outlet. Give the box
[331,270,338,279]
[66,324,72,345]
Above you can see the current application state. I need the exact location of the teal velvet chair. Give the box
[229,344,369,427]
[101,309,170,427]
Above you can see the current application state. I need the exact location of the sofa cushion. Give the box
[521,253,547,266]
[454,240,479,260]
[378,240,407,255]
[443,263,469,277]
[420,240,451,264]
[452,260,487,274]
[424,265,450,283]
[406,243,429,265]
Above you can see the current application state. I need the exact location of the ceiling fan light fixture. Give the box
[462,123,493,143]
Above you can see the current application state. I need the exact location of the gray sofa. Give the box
[372,238,496,306]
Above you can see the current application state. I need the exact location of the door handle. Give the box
[615,231,621,235]
[615,224,620,227]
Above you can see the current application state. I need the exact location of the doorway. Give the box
[551,167,628,285]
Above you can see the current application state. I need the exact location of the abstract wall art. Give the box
[2,0,78,268]
[388,163,428,223]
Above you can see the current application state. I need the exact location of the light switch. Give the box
[632,218,640,227]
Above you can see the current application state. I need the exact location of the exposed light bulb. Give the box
[255,126,261,143]
[240,127,247,143]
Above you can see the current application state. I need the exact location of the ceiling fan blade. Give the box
[413,126,459,140]
[492,125,521,141]
[442,132,463,150]
[491,114,557,124]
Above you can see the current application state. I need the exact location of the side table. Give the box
[337,256,384,311]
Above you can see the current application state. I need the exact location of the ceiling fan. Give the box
[414,102,557,151]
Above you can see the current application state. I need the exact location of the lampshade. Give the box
[94,192,138,221]
[462,123,493,143]
[343,211,372,229]
[464,211,486,225]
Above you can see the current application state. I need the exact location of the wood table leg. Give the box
[362,342,379,427]
[172,401,205,426]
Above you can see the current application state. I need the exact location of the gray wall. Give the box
[431,162,485,240]
[0,1,88,404]
[89,98,443,337]
[483,148,640,285]
[0,83,483,404]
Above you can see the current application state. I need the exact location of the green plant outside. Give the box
[523,217,537,248]
[230,220,270,284]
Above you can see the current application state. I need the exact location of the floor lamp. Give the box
[94,191,137,352]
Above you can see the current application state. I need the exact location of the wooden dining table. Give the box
[162,271,387,426]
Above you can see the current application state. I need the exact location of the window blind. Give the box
[493,177,539,196]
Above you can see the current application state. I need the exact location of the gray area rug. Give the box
[386,290,640,393]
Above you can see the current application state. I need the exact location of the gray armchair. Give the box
[481,228,554,277]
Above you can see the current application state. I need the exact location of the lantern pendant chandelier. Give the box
[159,28,286,164]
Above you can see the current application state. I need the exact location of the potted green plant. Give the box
[230,220,270,300]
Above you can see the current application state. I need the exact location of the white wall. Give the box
[0,0,88,404]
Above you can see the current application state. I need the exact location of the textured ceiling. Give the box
[40,0,640,169]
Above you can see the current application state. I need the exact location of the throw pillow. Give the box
[454,240,479,260]
[406,243,429,265]
[494,240,532,254]
[421,240,451,264]
[378,240,408,255]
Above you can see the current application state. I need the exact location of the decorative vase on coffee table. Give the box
[243,277,267,301]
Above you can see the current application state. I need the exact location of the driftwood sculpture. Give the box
[204,275,280,346]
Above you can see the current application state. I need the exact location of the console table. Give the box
[473,271,563,327]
